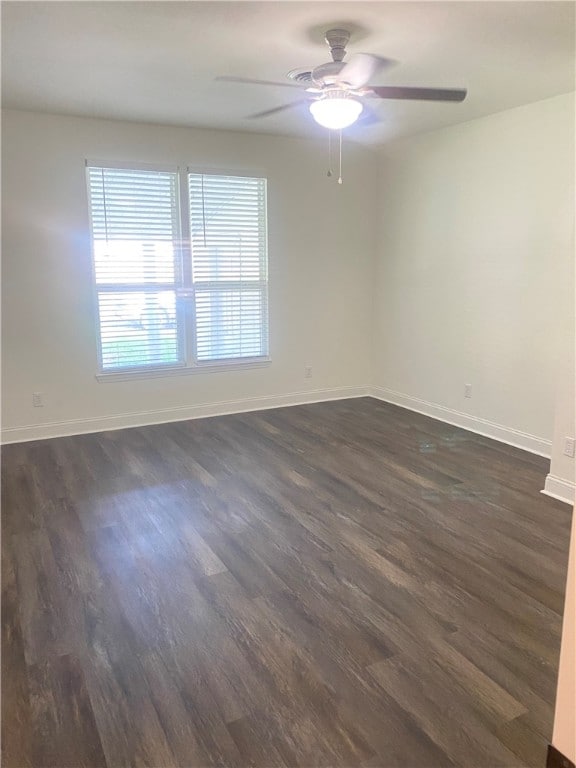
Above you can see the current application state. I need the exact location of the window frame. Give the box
[86,160,271,382]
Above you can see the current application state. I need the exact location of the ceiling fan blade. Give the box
[356,103,381,127]
[338,53,395,89]
[248,100,310,119]
[369,86,467,102]
[216,75,303,90]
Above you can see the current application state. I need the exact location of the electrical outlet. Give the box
[464,384,472,399]
[32,392,44,407]
[564,437,575,458]
[304,366,312,379]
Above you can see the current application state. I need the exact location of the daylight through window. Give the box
[87,164,269,374]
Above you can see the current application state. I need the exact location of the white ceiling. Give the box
[2,1,575,145]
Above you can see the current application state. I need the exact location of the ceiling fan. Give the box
[217,28,467,131]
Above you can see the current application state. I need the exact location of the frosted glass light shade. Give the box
[309,98,363,130]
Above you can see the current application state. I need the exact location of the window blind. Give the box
[188,174,268,362]
[87,165,269,375]
[87,166,183,372]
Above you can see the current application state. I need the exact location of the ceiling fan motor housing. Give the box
[311,61,346,87]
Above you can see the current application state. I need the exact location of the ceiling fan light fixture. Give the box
[309,96,363,130]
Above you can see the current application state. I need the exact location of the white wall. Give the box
[544,349,575,503]
[1,110,376,441]
[2,96,574,466]
[373,93,575,459]
[553,509,576,763]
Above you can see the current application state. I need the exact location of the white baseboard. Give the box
[370,385,552,458]
[1,382,560,485]
[0,386,369,444]
[541,474,575,505]
[5,382,571,504]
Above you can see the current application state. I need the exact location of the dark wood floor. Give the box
[2,397,572,768]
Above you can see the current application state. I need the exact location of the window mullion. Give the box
[179,168,196,365]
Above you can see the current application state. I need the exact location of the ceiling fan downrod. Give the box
[324,29,351,63]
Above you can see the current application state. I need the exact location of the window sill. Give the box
[96,358,271,383]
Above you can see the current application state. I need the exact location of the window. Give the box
[87,163,269,376]
[188,174,269,363]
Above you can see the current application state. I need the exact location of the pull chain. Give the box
[338,128,343,185]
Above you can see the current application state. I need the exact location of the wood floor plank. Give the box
[11,526,77,664]
[27,653,107,768]
[494,712,550,768]
[367,656,523,767]
[227,714,293,768]
[1,539,34,768]
[138,649,241,767]
[254,591,457,767]
[78,585,180,768]
[445,627,557,739]
[1,397,572,767]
